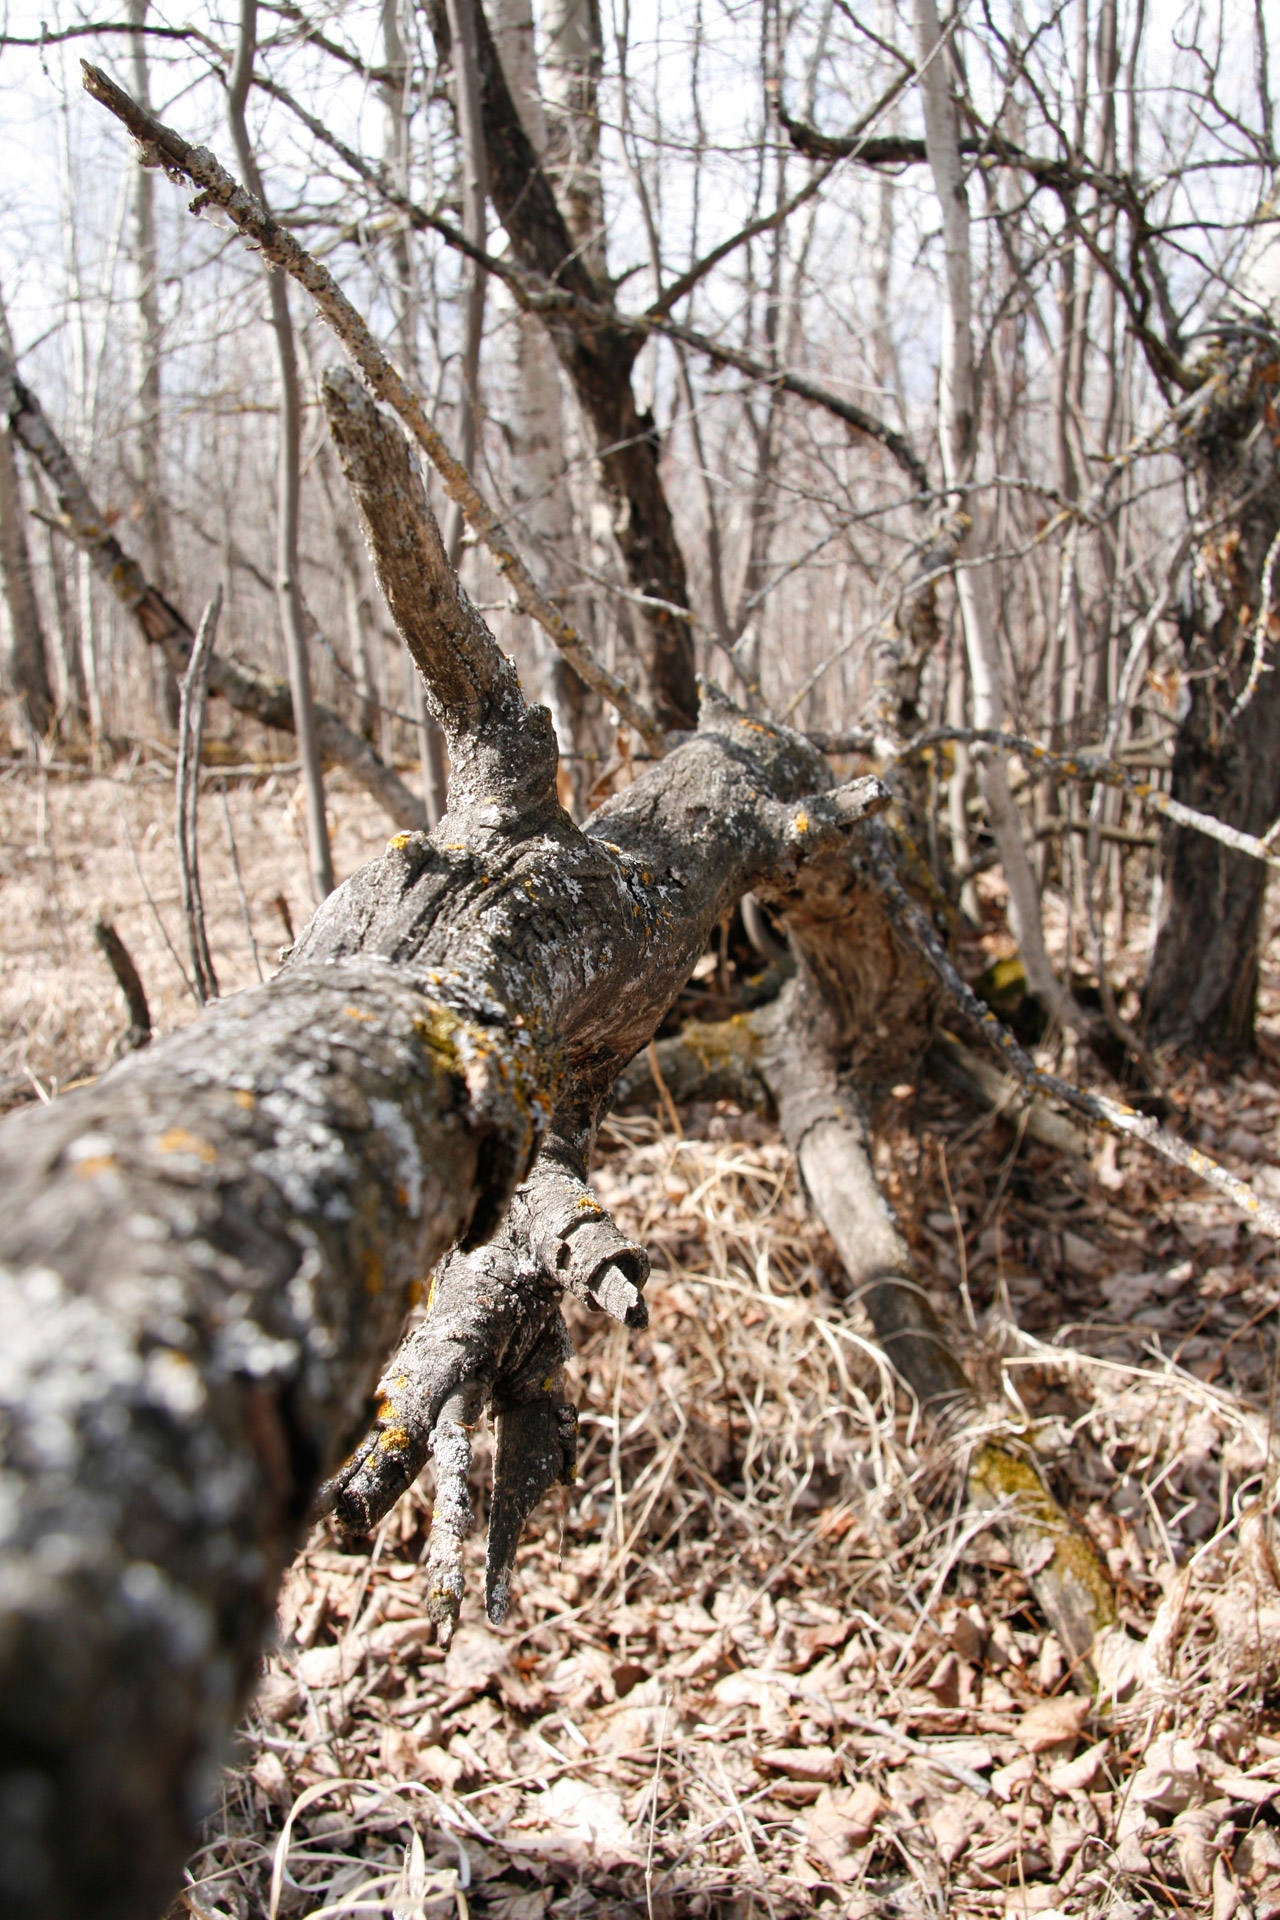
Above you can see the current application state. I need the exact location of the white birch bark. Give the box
[227,0,333,900]
[381,0,449,823]
[912,0,1070,1021]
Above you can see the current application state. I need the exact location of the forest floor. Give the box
[5,753,1280,1920]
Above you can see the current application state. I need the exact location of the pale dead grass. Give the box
[5,761,1280,1919]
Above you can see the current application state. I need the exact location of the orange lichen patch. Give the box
[233,1089,255,1110]
[74,1154,115,1178]
[156,1126,217,1162]
[378,1426,411,1453]
[386,832,413,851]
[793,811,809,834]
[344,1005,376,1023]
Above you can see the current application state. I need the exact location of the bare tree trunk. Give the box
[912,0,1070,1025]
[1145,333,1280,1055]
[492,0,605,809]
[439,0,699,731]
[381,0,449,824]
[540,0,606,278]
[227,0,333,901]
[0,358,54,740]
[126,0,181,731]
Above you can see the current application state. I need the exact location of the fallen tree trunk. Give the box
[0,372,888,1920]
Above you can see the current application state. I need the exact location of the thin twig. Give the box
[220,779,264,984]
[869,824,1280,1238]
[175,591,221,1005]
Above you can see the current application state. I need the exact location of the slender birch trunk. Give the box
[0,418,54,742]
[912,0,1069,1024]
[126,0,181,731]
[381,0,449,824]
[491,0,605,812]
[227,0,333,900]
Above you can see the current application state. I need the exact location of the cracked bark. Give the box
[0,374,887,1920]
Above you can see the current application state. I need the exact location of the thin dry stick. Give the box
[647,1037,683,1138]
[175,590,221,1004]
[870,828,1280,1238]
[219,778,264,984]
[895,725,1280,872]
[80,61,666,756]
[114,797,198,1005]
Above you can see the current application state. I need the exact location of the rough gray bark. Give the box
[1145,331,1280,1054]
[0,372,886,1920]
[0,343,427,829]
[0,405,54,739]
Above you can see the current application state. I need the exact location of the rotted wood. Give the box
[0,377,887,1920]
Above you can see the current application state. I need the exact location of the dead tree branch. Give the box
[91,916,152,1050]
[0,376,887,1920]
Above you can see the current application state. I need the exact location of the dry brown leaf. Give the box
[1016,1693,1090,1753]
[756,1746,839,1783]
[805,1781,885,1880]
[1045,1737,1108,1794]
[440,1625,510,1695]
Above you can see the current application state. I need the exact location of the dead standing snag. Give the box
[0,369,888,1920]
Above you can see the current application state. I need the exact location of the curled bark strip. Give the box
[175,591,221,1006]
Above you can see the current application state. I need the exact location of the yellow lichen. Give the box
[156,1127,217,1162]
